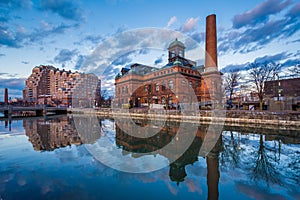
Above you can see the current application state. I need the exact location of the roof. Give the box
[118,63,158,78]
[168,38,185,49]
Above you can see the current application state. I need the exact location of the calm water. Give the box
[0,115,299,200]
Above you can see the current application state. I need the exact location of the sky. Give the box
[0,0,299,99]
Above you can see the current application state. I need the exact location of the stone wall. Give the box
[71,108,300,129]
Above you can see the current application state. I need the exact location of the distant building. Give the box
[264,77,300,111]
[23,65,101,107]
[115,14,222,109]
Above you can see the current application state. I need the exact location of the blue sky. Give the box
[0,0,299,99]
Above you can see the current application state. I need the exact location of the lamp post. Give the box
[276,73,280,101]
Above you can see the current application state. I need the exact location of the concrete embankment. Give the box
[69,108,300,129]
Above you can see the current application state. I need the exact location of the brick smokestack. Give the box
[4,88,8,104]
[205,14,218,70]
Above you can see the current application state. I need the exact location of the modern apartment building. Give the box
[23,65,101,107]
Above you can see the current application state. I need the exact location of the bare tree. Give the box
[289,63,300,77]
[224,71,241,106]
[252,134,280,185]
[248,62,281,110]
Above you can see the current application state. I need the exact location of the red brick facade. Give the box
[115,14,222,109]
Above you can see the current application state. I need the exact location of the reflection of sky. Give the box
[0,120,25,135]
[0,119,299,199]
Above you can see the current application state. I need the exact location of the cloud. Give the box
[0,25,23,48]
[0,77,25,91]
[83,35,103,44]
[54,49,78,63]
[236,182,288,200]
[0,1,32,48]
[219,4,300,55]
[0,0,82,48]
[29,23,80,43]
[21,61,29,64]
[0,53,5,57]
[79,28,201,92]
[189,31,204,43]
[74,55,86,70]
[232,0,292,29]
[180,17,200,33]
[286,1,300,18]
[111,53,132,66]
[282,58,299,68]
[0,0,32,9]
[221,62,250,73]
[39,0,84,21]
[166,16,177,28]
[0,21,79,48]
[221,52,292,73]
[254,52,290,64]
[154,54,165,65]
[139,49,150,55]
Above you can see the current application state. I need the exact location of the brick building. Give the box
[264,77,300,111]
[115,14,222,109]
[23,65,101,107]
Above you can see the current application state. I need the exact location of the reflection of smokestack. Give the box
[205,14,218,70]
[4,88,8,104]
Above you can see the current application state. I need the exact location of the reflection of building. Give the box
[264,77,300,111]
[23,116,81,151]
[115,119,222,191]
[23,65,101,107]
[115,14,222,109]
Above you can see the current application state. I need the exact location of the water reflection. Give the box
[3,115,299,199]
[115,119,222,199]
[23,116,81,151]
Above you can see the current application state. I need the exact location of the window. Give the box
[144,85,148,92]
[125,86,128,93]
[171,50,175,58]
[169,96,173,104]
[148,84,152,93]
[122,87,124,94]
[181,80,186,86]
[162,82,166,91]
[189,81,192,87]
[155,83,159,92]
[179,50,183,57]
[169,80,174,90]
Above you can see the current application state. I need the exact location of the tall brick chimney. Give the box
[4,88,8,104]
[205,14,218,70]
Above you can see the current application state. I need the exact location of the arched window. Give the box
[179,50,183,57]
[171,50,175,58]
[162,82,166,91]
[169,80,174,90]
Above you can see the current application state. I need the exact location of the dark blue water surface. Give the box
[0,115,299,200]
